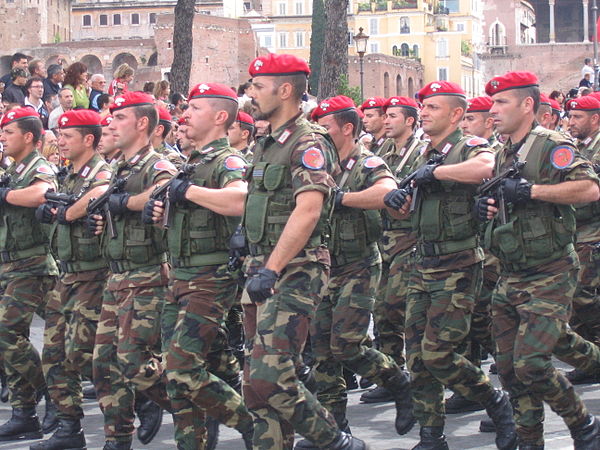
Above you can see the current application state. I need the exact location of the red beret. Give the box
[467,96,493,113]
[110,91,155,113]
[188,82,238,103]
[177,116,187,126]
[236,111,255,127]
[539,93,551,106]
[417,81,465,102]
[312,95,358,120]
[383,96,419,113]
[588,91,600,102]
[156,105,172,124]
[485,71,538,96]
[566,96,600,111]
[0,107,40,128]
[100,115,113,127]
[540,94,561,113]
[360,97,386,111]
[58,110,101,129]
[549,98,562,113]
[249,53,310,77]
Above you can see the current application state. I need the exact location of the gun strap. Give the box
[516,125,545,162]
[395,138,421,175]
[76,160,108,199]
[338,156,358,190]
[16,156,43,183]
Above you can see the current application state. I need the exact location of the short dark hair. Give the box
[170,92,185,105]
[28,59,42,76]
[97,93,111,110]
[25,76,44,93]
[47,64,62,78]
[397,106,419,130]
[11,52,27,66]
[239,121,256,144]
[273,74,307,102]
[73,126,102,149]
[15,117,43,144]
[143,81,155,94]
[132,104,158,136]
[332,109,362,139]
[159,121,172,139]
[208,98,238,130]
[514,85,540,114]
[585,58,592,65]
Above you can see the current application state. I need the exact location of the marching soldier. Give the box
[242,53,367,449]
[31,109,111,450]
[153,106,185,168]
[0,108,59,441]
[384,81,516,450]
[476,71,600,448]
[97,115,121,165]
[228,110,255,159]
[359,97,393,156]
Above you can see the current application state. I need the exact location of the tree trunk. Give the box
[317,0,348,100]
[170,0,195,97]
[309,0,326,96]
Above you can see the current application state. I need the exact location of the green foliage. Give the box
[309,0,326,95]
[358,2,371,11]
[338,74,362,105]
[461,39,472,56]
[53,32,61,43]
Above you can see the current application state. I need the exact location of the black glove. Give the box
[501,178,532,204]
[35,203,54,224]
[333,188,345,211]
[0,188,10,205]
[473,196,492,222]
[169,178,191,203]
[84,213,101,236]
[55,205,70,224]
[384,188,410,210]
[245,267,279,304]
[412,164,437,186]
[142,199,158,225]
[107,192,130,215]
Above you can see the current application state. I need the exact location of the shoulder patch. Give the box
[36,165,54,175]
[95,170,112,181]
[224,155,246,171]
[153,160,176,173]
[550,145,576,170]
[466,137,489,147]
[364,156,385,169]
[302,147,325,170]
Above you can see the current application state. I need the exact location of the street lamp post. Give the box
[594,0,599,90]
[354,27,369,102]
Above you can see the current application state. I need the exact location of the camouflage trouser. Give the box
[243,258,339,450]
[165,265,252,449]
[492,254,588,445]
[92,268,171,442]
[312,260,402,424]
[373,248,412,368]
[0,276,56,408]
[43,270,106,419]
[570,242,600,346]
[406,262,496,427]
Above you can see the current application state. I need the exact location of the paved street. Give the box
[0,316,594,449]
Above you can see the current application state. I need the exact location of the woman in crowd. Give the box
[63,62,89,109]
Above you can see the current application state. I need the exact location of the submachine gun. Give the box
[397,154,446,213]
[147,163,196,229]
[476,161,525,224]
[86,178,127,239]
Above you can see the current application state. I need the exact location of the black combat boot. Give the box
[0,407,43,441]
[343,368,358,391]
[359,377,373,389]
[205,416,219,450]
[479,418,496,433]
[82,385,96,400]
[297,363,317,394]
[385,371,416,435]
[102,438,132,450]
[295,412,351,449]
[0,370,8,403]
[134,395,163,445]
[484,389,517,450]
[569,414,600,450]
[359,386,394,403]
[566,369,600,385]
[411,427,449,450]
[326,431,368,450]
[42,392,59,434]
[518,443,544,450]
[445,392,484,414]
[29,418,86,450]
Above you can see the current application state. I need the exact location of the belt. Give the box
[417,236,478,257]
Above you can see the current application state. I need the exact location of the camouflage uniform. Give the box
[0,150,58,409]
[43,153,111,421]
[242,114,340,449]
[405,128,498,427]
[486,125,600,445]
[375,134,423,368]
[369,135,394,157]
[92,146,175,444]
[155,142,185,169]
[163,137,254,448]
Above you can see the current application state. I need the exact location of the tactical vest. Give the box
[574,131,600,226]
[330,150,382,266]
[168,146,239,267]
[103,150,168,272]
[243,118,334,256]
[0,152,55,262]
[412,136,481,256]
[485,127,576,271]
[50,156,108,273]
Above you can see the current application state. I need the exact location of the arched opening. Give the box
[412,44,419,58]
[112,53,138,72]
[383,72,390,97]
[401,43,410,57]
[408,77,414,98]
[80,54,103,75]
[396,74,402,95]
[392,45,399,57]
[147,52,158,66]
[489,20,506,46]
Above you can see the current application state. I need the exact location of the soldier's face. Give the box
[489,91,527,135]
[227,121,244,147]
[568,110,596,139]
[461,112,488,137]
[183,98,217,142]
[362,109,384,134]
[176,124,194,152]
[0,122,30,157]
[58,128,87,161]
[109,108,140,150]
[98,126,116,156]
[420,97,454,137]
[249,77,280,121]
[383,107,411,139]
[317,114,346,152]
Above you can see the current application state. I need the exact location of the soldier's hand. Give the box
[473,196,497,222]
[142,199,164,224]
[245,267,279,304]
[85,213,104,236]
[384,188,410,210]
[412,164,437,186]
[333,188,345,211]
[35,203,55,223]
[501,178,532,204]
[108,193,130,215]
[55,205,70,224]
[169,179,191,203]
[0,188,10,205]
